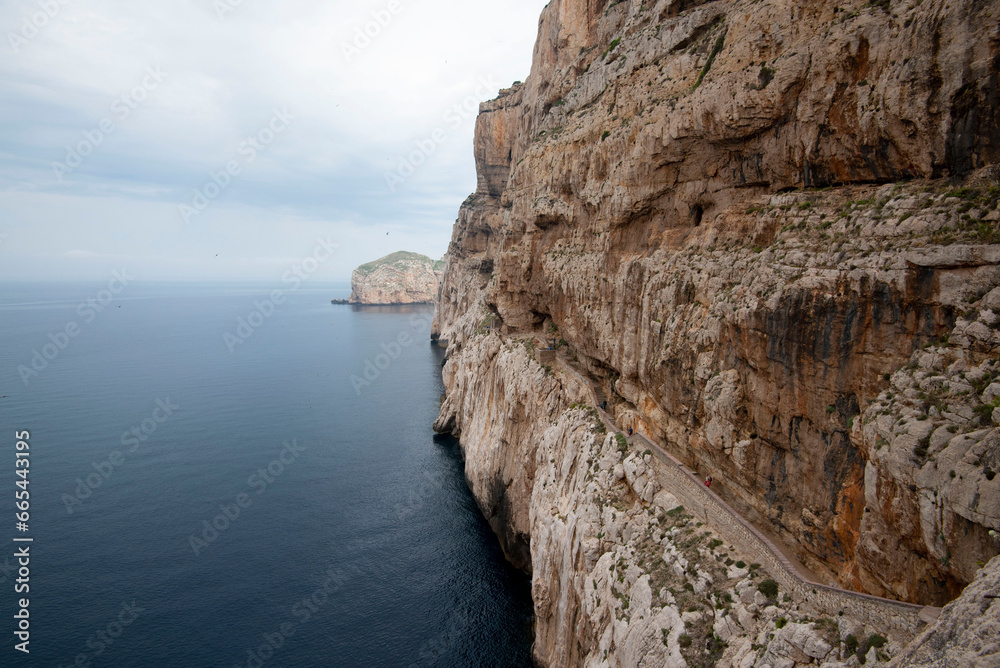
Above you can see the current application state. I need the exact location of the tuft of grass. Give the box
[758,579,779,600]
[944,187,974,199]
[974,403,996,425]
[855,634,888,663]
[693,28,727,90]
[601,37,622,60]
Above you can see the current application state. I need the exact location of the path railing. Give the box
[544,343,941,634]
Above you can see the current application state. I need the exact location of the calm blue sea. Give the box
[0,281,534,667]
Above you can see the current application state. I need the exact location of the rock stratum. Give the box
[346,251,443,305]
[431,0,1000,665]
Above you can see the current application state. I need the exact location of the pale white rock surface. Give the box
[891,555,1000,667]
[428,0,1000,663]
[348,251,442,304]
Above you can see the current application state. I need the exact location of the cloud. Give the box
[0,0,549,280]
[63,249,102,258]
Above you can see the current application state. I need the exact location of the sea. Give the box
[0,281,534,667]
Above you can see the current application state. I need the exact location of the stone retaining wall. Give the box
[583,380,938,635]
[648,440,933,633]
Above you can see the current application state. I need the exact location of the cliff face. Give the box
[436,335,927,667]
[890,554,1000,667]
[348,251,442,304]
[433,0,1000,663]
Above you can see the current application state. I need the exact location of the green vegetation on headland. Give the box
[355,251,440,277]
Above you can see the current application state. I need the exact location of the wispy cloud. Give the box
[0,0,548,280]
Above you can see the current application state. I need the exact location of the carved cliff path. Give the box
[540,343,822,581]
[536,339,943,634]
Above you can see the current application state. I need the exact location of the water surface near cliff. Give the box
[0,281,534,667]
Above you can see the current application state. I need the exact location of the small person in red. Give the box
[705,476,713,488]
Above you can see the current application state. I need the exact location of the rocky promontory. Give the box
[341,251,444,305]
[431,0,1000,664]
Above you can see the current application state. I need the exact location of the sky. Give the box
[0,0,550,282]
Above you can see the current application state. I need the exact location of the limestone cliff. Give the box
[891,554,1000,666]
[436,334,930,667]
[347,251,443,304]
[433,0,1000,664]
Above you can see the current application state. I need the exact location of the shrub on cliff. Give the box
[757,578,779,600]
[853,633,888,664]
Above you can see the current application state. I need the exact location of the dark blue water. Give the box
[0,282,534,667]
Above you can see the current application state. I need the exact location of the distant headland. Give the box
[333,251,444,305]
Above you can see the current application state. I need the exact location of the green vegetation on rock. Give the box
[355,251,439,277]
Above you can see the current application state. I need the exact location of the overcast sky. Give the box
[0,0,549,282]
